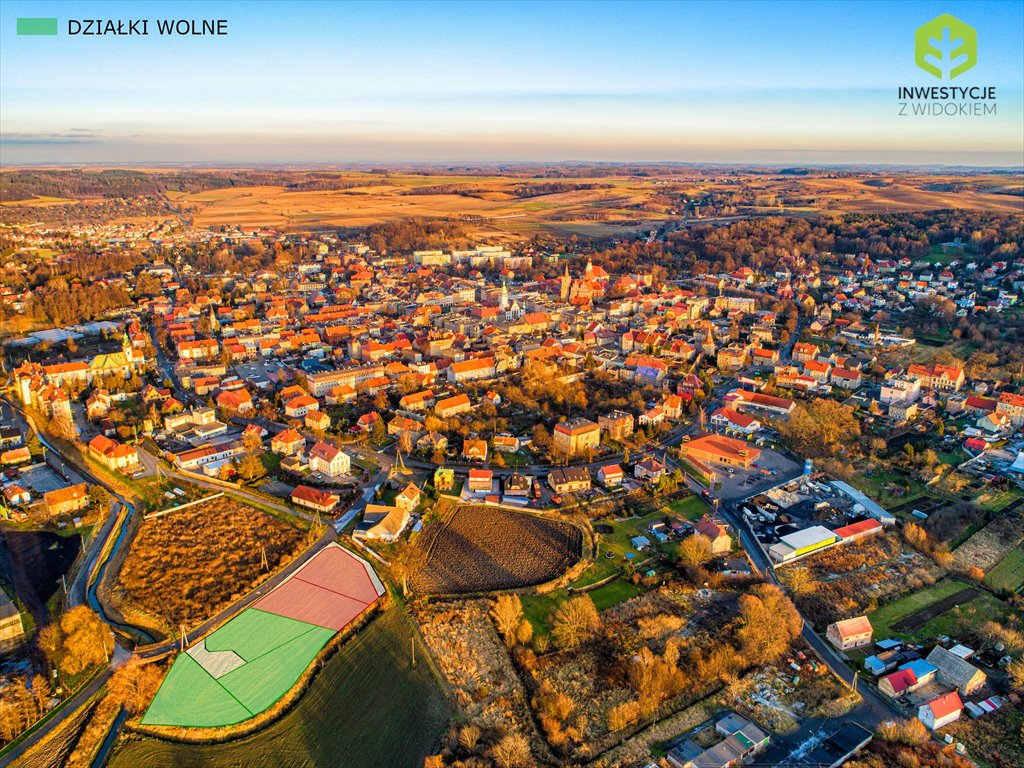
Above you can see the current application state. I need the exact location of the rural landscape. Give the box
[1,2,1023,768]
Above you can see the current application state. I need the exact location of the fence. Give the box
[144,493,224,521]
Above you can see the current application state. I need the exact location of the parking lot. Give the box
[715,445,802,501]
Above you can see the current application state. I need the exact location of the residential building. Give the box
[548,466,591,494]
[597,464,624,487]
[467,468,493,493]
[395,483,421,512]
[435,393,472,418]
[290,485,340,514]
[504,472,532,497]
[598,410,634,441]
[553,417,601,458]
[44,483,90,516]
[87,435,140,472]
[308,441,350,477]
[826,616,873,651]
[271,428,305,456]
[358,504,410,542]
[695,514,732,554]
[918,691,963,731]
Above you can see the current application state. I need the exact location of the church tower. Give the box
[560,264,571,301]
[499,280,509,311]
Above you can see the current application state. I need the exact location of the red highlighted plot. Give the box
[252,543,386,631]
[254,578,369,631]
[289,545,383,604]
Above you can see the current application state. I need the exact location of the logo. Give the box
[915,14,977,80]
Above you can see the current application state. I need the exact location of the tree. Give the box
[56,607,114,675]
[87,484,110,509]
[607,699,641,732]
[551,595,601,650]
[370,418,386,444]
[676,533,713,568]
[491,594,523,646]
[786,566,817,595]
[491,732,531,768]
[516,618,533,646]
[736,583,802,666]
[1006,657,1024,691]
[389,541,426,597]
[109,659,164,714]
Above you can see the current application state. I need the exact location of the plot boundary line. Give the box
[292,575,374,606]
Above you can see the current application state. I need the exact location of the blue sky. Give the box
[1,0,1022,164]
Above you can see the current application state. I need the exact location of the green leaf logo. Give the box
[915,14,977,80]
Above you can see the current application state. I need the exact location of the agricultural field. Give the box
[412,505,583,594]
[142,544,384,728]
[169,171,1023,238]
[109,606,449,768]
[110,495,307,634]
[984,546,1024,593]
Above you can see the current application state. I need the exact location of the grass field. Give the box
[868,579,1011,642]
[985,546,1024,593]
[868,579,971,639]
[111,607,450,768]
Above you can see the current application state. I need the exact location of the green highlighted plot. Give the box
[142,608,334,728]
[218,625,334,714]
[142,544,385,729]
[143,653,251,728]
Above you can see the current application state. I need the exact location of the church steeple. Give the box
[560,264,571,301]
[499,280,509,311]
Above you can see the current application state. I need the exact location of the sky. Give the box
[1,0,1022,166]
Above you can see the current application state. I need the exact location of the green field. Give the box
[868,579,971,639]
[142,609,335,728]
[665,496,708,520]
[110,607,450,768]
[985,547,1024,593]
[868,579,1011,642]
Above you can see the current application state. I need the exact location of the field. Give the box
[171,172,1023,238]
[142,544,385,728]
[868,579,1011,643]
[111,495,307,633]
[412,505,583,594]
[984,546,1024,593]
[109,606,449,768]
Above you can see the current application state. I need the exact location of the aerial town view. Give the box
[0,2,1022,768]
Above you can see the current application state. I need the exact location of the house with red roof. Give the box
[918,691,962,731]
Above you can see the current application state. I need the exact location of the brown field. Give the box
[175,171,1022,237]
[111,496,306,632]
[412,505,583,594]
[952,513,1024,572]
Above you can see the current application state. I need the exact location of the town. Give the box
[0,166,1022,768]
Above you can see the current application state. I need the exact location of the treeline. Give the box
[356,217,471,253]
[512,182,611,198]
[0,169,356,202]
[284,176,389,192]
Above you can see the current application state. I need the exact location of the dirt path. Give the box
[892,587,980,631]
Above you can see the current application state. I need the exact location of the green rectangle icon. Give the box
[17,18,59,35]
